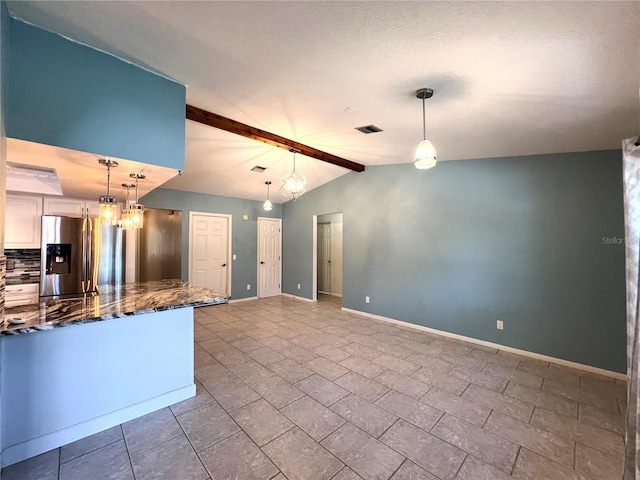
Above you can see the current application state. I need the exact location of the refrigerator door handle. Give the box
[81,218,87,292]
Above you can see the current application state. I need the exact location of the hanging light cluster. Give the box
[97,158,145,229]
[280,149,308,200]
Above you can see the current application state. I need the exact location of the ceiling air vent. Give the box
[250,165,266,173]
[355,125,383,134]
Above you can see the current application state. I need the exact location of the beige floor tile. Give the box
[461,383,534,422]
[323,423,404,480]
[455,455,511,480]
[303,356,350,380]
[504,382,578,418]
[252,374,306,409]
[379,419,465,480]
[373,370,430,400]
[530,407,623,456]
[61,425,123,464]
[313,344,351,362]
[340,356,388,378]
[431,414,518,473]
[207,376,261,411]
[484,411,575,467]
[200,431,278,480]
[296,373,350,406]
[59,440,133,480]
[575,443,624,479]
[420,388,490,427]
[411,367,469,395]
[129,434,207,480]
[263,427,344,480]
[578,402,624,435]
[375,389,443,431]
[483,362,543,389]
[390,460,438,479]
[281,395,347,441]
[2,449,59,480]
[122,408,182,457]
[334,371,390,402]
[268,358,314,383]
[512,449,591,480]
[227,359,275,385]
[449,365,508,393]
[230,399,294,446]
[331,394,398,437]
[542,378,619,414]
[176,401,239,452]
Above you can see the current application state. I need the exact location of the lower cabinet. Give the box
[5,284,39,308]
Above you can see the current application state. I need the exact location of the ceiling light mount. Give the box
[414,88,437,170]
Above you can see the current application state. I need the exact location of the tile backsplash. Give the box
[5,249,40,285]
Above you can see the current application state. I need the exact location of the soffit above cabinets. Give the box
[6,138,178,202]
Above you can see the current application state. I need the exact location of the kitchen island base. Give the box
[1,307,195,467]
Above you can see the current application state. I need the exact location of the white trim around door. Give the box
[188,212,232,296]
[257,217,282,298]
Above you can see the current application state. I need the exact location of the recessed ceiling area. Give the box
[6,1,640,203]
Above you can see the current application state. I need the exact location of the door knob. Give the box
[260,261,265,264]
[328,260,331,263]
[222,263,227,267]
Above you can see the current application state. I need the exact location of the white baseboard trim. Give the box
[341,307,625,381]
[229,296,258,304]
[282,293,316,303]
[1,385,195,468]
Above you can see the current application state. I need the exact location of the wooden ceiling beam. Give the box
[186,104,365,173]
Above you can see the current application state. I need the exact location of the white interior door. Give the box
[318,223,331,294]
[258,218,281,298]
[190,213,230,294]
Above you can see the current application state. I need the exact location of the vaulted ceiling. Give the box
[7,1,640,203]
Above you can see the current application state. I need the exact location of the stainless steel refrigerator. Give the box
[40,216,125,297]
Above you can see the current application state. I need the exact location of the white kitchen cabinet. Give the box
[5,195,43,249]
[5,283,39,308]
[44,198,108,218]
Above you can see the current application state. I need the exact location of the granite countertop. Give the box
[2,279,229,335]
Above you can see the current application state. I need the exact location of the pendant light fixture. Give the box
[263,181,273,211]
[98,158,119,225]
[121,183,135,229]
[129,173,145,229]
[280,149,308,200]
[414,88,437,170]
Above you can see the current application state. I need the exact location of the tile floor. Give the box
[3,294,627,480]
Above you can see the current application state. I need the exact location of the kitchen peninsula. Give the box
[0,280,229,467]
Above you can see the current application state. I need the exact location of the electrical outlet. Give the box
[297,284,301,289]
[233,254,237,260]
[497,320,504,330]
[247,284,251,290]
[365,296,370,304]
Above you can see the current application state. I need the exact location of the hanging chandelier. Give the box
[414,88,437,170]
[263,181,273,211]
[280,149,308,200]
[98,158,119,225]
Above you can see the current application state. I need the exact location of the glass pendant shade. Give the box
[129,203,144,229]
[280,151,308,200]
[129,173,145,229]
[121,209,134,229]
[98,158,119,225]
[263,181,273,211]
[414,140,437,170]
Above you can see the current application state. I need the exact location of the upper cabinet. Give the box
[43,198,105,218]
[5,195,43,249]
[6,17,186,170]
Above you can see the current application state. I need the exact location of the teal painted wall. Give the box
[142,188,282,300]
[282,150,626,372]
[6,18,185,169]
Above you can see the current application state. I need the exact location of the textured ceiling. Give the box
[7,1,640,203]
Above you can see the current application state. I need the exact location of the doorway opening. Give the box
[313,212,343,304]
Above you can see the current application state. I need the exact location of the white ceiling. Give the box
[7,1,640,204]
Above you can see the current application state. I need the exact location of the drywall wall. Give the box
[283,150,626,372]
[6,17,185,169]
[142,188,282,300]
